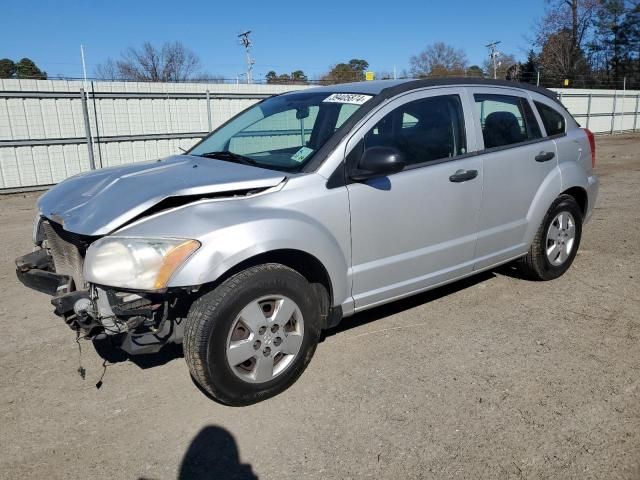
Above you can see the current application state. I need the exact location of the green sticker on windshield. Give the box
[291,146,314,163]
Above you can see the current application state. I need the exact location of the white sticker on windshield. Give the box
[291,146,314,163]
[323,93,373,105]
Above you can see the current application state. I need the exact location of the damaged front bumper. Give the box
[15,248,190,356]
[16,249,70,296]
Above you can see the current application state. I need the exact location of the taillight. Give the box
[584,128,596,168]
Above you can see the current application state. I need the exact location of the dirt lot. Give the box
[1,134,639,480]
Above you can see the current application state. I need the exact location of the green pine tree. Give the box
[15,58,47,79]
[0,58,16,78]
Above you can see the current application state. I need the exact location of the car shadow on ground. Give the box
[493,261,531,280]
[92,338,184,369]
[321,269,497,341]
[95,265,522,369]
[138,425,258,480]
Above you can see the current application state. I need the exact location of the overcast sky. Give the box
[2,0,546,79]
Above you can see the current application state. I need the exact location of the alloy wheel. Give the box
[545,211,576,266]
[225,295,304,384]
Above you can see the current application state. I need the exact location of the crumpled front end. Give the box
[15,217,192,356]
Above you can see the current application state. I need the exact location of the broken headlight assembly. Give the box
[84,237,200,291]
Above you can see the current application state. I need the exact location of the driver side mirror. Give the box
[350,146,406,182]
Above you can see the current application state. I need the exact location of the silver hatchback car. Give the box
[16,79,598,405]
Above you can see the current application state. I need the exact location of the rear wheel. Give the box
[184,263,321,406]
[518,194,583,280]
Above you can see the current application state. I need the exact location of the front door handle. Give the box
[535,151,555,162]
[449,169,478,183]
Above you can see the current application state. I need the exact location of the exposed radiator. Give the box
[42,221,86,289]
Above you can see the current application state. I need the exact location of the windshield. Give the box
[188,91,374,171]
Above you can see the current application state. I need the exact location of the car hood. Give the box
[38,155,286,236]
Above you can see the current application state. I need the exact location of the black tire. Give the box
[518,194,583,281]
[184,263,321,406]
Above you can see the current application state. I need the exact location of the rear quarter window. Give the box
[534,101,566,136]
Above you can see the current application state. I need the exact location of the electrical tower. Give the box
[238,31,255,84]
[485,41,502,79]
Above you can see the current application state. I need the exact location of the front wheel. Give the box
[184,263,321,406]
[518,194,583,280]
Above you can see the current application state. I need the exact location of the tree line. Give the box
[272,0,638,87]
[0,58,47,79]
[530,0,639,86]
[407,0,639,87]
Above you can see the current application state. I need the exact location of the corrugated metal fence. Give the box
[555,87,640,133]
[0,79,307,190]
[0,80,638,190]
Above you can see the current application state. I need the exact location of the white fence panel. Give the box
[552,88,640,134]
[0,80,638,190]
[0,79,306,189]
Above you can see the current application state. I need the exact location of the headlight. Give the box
[84,237,200,290]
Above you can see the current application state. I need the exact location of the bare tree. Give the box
[482,53,519,79]
[95,41,201,82]
[539,29,590,79]
[409,43,468,77]
[193,73,227,83]
[95,58,120,80]
[375,70,395,80]
[534,0,601,79]
[536,0,601,50]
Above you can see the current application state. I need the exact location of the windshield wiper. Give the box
[197,150,258,166]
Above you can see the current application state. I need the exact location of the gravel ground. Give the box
[0,134,638,480]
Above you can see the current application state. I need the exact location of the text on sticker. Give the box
[323,93,373,105]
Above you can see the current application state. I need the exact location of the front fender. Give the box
[114,193,352,309]
[170,211,350,304]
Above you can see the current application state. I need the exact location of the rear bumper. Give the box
[585,174,599,223]
[15,249,70,296]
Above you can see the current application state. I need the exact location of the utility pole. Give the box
[238,31,255,84]
[80,45,96,169]
[80,44,89,94]
[485,41,501,80]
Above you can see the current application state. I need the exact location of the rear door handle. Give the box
[535,151,555,162]
[449,169,478,183]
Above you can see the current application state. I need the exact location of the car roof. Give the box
[305,79,410,95]
[300,78,561,105]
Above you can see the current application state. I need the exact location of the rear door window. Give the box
[534,101,566,136]
[474,94,542,149]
